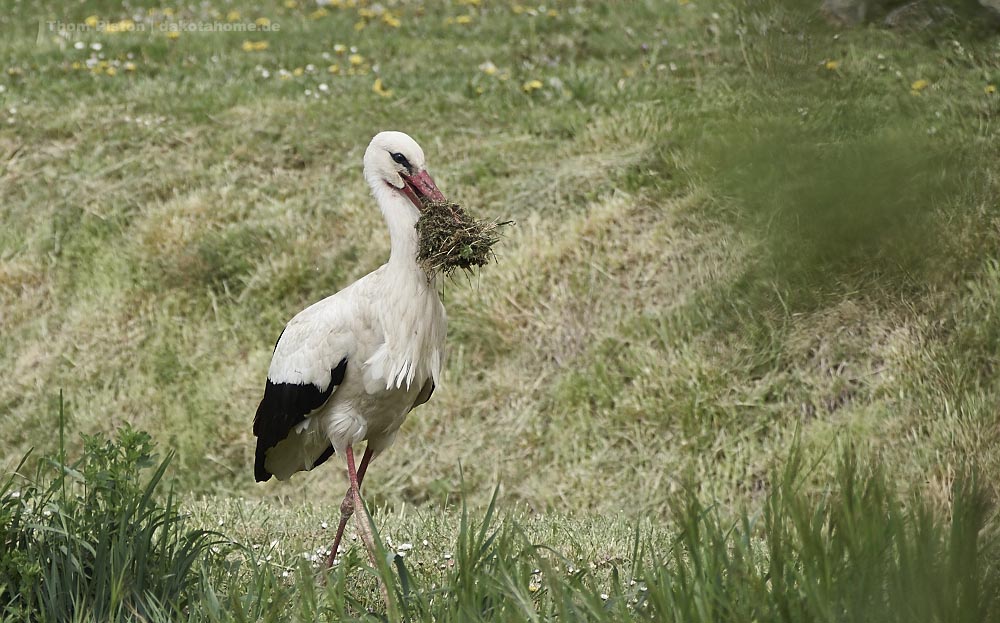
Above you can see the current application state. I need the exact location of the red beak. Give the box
[400,170,446,210]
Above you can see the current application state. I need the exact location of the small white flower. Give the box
[318,83,328,92]
[305,63,315,72]
[74,41,85,50]
[90,42,102,51]
[397,543,413,551]
[321,521,329,529]
[600,593,609,600]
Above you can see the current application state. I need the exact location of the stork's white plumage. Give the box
[252,131,448,566]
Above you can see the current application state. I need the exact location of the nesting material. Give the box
[416,200,510,277]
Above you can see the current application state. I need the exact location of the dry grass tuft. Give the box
[416,200,511,277]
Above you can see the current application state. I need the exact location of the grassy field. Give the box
[2,0,1000,619]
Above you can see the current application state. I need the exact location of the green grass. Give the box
[5,422,999,621]
[2,0,1000,619]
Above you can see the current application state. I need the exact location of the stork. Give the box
[252,131,447,568]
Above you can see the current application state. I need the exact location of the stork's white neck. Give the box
[368,179,433,280]
[363,178,445,392]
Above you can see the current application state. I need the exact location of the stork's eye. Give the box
[390,152,411,168]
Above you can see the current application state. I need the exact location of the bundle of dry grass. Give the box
[416,200,510,277]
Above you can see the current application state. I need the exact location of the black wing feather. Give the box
[253,357,347,482]
[408,378,435,413]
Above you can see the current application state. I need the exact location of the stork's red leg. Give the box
[344,445,379,568]
[327,446,374,567]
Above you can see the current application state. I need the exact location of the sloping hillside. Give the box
[2,0,999,520]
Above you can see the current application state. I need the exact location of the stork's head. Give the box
[364,131,446,214]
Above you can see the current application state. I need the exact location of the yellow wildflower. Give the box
[226,10,241,22]
[354,20,366,31]
[522,79,543,93]
[372,78,393,97]
[479,61,498,76]
[71,61,82,69]
[358,8,376,18]
[293,67,304,76]
[910,79,929,93]
[824,59,839,70]
[328,64,341,74]
[334,44,347,54]
[166,30,180,40]
[349,53,364,66]
[124,61,136,71]
[256,17,271,27]
[547,9,559,17]
[310,8,328,19]
[162,7,175,16]
[511,4,525,14]
[986,84,997,95]
[84,15,98,27]
[455,15,473,24]
[105,66,117,76]
[284,0,298,8]
[242,40,269,52]
[382,14,401,28]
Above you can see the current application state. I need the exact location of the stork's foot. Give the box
[350,487,390,608]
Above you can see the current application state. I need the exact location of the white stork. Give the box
[253,131,448,567]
